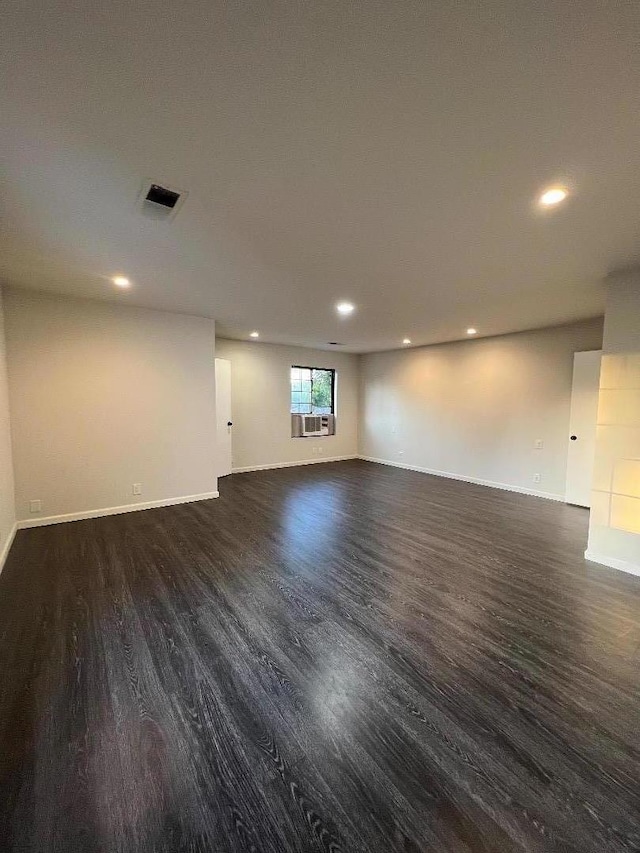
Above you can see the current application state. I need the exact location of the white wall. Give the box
[215,339,358,472]
[0,291,609,546]
[5,289,218,523]
[359,319,604,499]
[0,288,16,566]
[587,273,640,574]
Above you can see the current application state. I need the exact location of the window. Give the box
[290,366,335,415]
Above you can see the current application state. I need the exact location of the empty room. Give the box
[1,1,640,851]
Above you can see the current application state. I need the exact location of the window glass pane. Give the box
[311,369,333,413]
[291,366,333,415]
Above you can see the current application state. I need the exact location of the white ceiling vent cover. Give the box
[137,179,188,221]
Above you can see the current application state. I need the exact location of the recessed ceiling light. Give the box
[538,186,568,207]
[336,301,355,316]
[467,328,477,335]
[112,276,130,288]
[250,331,259,338]
[402,338,411,345]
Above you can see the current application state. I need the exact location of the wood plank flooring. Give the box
[1,459,639,852]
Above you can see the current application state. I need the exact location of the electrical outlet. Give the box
[132,483,142,496]
[318,445,324,454]
[533,473,541,484]
[29,500,41,513]
[534,439,544,450]
[398,450,404,456]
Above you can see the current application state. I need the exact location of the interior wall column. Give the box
[586,269,640,575]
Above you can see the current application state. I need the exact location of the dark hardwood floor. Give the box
[1,459,639,852]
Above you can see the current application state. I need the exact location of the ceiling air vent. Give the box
[138,180,188,221]
[145,184,180,209]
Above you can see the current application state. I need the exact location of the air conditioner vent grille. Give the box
[303,416,322,435]
[145,184,180,208]
[137,179,188,221]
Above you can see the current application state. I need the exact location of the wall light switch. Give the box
[29,500,41,513]
[133,483,142,496]
[535,439,544,450]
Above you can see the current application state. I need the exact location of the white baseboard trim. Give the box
[358,455,564,502]
[232,455,358,474]
[16,491,220,530]
[584,550,640,577]
[0,522,18,575]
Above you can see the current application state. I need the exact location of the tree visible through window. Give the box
[290,366,335,415]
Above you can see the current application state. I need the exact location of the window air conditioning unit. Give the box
[301,415,323,436]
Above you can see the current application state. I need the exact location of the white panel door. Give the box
[565,350,602,507]
[215,358,232,478]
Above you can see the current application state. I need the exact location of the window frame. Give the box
[290,365,336,416]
